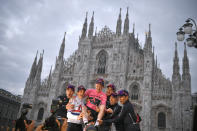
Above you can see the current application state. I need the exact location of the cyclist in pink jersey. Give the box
[84,78,107,126]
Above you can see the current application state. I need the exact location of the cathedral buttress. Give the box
[142,25,154,131]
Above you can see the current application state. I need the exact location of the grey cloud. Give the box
[0,0,197,95]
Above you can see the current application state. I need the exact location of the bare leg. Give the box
[97,104,105,120]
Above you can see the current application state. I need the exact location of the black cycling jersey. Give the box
[103,100,140,131]
[55,94,70,118]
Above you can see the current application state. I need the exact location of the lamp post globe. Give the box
[186,35,196,47]
[177,28,185,41]
[176,18,197,48]
[183,20,193,34]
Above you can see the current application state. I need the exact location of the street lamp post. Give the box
[176,18,197,48]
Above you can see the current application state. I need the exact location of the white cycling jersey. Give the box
[67,96,85,124]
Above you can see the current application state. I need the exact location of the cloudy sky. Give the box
[0,0,197,95]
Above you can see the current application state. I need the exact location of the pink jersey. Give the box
[85,89,107,111]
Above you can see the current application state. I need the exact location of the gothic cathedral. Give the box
[21,8,192,131]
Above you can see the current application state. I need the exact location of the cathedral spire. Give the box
[123,7,129,35]
[143,25,152,52]
[88,11,94,38]
[116,8,122,36]
[137,33,138,41]
[156,55,157,69]
[153,46,155,52]
[182,42,190,78]
[58,32,66,60]
[48,65,52,85]
[29,51,38,80]
[49,65,52,76]
[133,23,135,35]
[95,26,97,36]
[175,42,178,59]
[145,32,147,39]
[148,23,151,37]
[184,42,187,58]
[172,42,181,81]
[182,43,191,93]
[35,51,44,81]
[153,46,155,66]
[81,12,88,39]
[153,46,155,57]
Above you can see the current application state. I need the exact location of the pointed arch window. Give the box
[97,50,108,74]
[130,85,139,100]
[37,108,44,121]
[158,112,166,128]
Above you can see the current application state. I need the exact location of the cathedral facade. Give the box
[21,8,192,131]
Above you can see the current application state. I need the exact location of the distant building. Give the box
[0,89,21,128]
